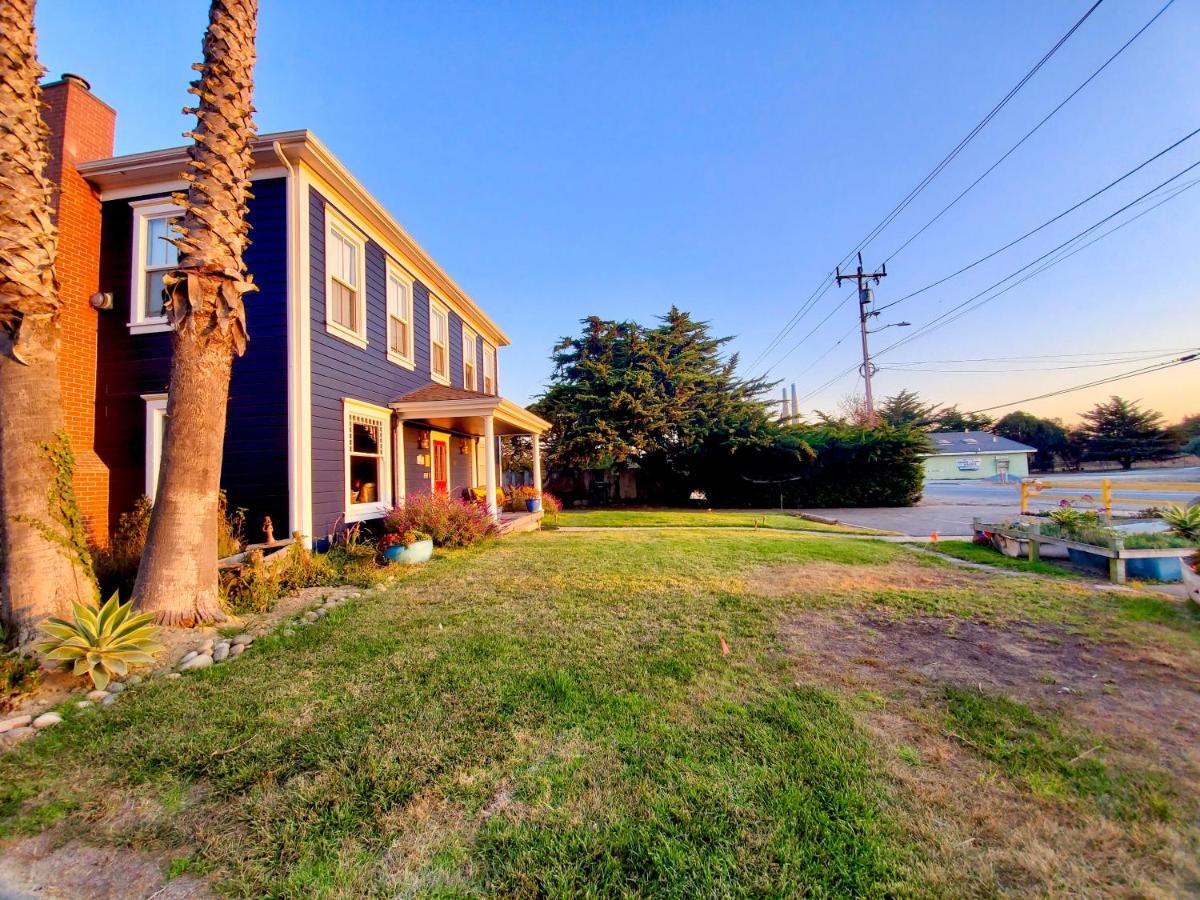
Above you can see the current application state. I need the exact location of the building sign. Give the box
[957,457,981,471]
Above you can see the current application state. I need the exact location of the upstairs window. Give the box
[129,199,181,333]
[462,325,478,390]
[325,209,367,347]
[386,263,414,367]
[482,343,497,395]
[430,298,450,384]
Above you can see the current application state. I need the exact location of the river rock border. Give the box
[0,585,371,752]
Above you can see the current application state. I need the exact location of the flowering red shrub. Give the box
[384,493,496,548]
[540,491,562,516]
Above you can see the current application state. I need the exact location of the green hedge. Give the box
[701,424,928,508]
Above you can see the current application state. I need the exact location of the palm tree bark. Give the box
[132,0,258,626]
[0,0,96,645]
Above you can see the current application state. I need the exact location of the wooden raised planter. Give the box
[972,518,1197,585]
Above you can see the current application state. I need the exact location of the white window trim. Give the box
[482,342,497,395]
[343,398,393,523]
[142,393,168,501]
[385,260,415,369]
[324,207,368,349]
[429,296,451,385]
[129,199,181,334]
[462,324,478,391]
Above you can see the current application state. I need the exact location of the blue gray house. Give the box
[77,129,548,544]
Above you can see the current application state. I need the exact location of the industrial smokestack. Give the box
[790,383,798,423]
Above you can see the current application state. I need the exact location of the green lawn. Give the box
[1,530,1196,896]
[928,539,1079,578]
[556,507,883,533]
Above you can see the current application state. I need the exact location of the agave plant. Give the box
[35,593,164,689]
[1161,505,1200,542]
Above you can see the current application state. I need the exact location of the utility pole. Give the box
[836,252,887,423]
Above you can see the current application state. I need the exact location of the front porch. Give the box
[389,384,551,523]
[497,509,544,535]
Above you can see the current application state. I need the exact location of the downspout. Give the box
[273,140,308,545]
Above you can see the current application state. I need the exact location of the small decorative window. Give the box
[462,325,478,390]
[482,343,497,395]
[325,209,367,347]
[386,262,414,367]
[430,298,450,384]
[344,399,392,522]
[142,393,168,500]
[129,200,181,333]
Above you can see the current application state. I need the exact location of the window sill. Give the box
[387,351,416,370]
[345,502,389,523]
[325,321,368,349]
[128,319,172,335]
[430,371,451,386]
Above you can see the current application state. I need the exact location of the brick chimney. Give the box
[40,74,116,545]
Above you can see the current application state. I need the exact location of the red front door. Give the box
[432,436,449,495]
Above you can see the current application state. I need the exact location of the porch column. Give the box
[483,413,498,520]
[532,432,542,495]
[393,417,405,506]
[496,435,505,493]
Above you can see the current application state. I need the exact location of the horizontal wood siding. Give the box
[309,187,430,536]
[95,177,289,537]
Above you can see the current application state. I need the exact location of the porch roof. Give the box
[390,384,550,436]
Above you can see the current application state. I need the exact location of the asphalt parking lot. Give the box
[797,467,1200,537]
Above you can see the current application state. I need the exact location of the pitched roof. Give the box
[76,130,510,346]
[393,383,498,404]
[926,431,1036,454]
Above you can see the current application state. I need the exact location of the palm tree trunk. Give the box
[132,0,257,626]
[0,0,96,645]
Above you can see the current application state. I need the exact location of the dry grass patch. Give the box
[750,557,988,596]
[781,610,1200,896]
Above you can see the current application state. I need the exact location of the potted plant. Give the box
[379,529,433,565]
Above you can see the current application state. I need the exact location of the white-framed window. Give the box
[142,393,168,501]
[343,399,392,522]
[324,208,367,348]
[462,325,478,390]
[482,343,497,395]
[129,200,181,334]
[386,262,415,368]
[429,297,450,384]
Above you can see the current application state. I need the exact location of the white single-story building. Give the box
[923,431,1036,481]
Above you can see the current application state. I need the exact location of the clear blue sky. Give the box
[37,0,1200,423]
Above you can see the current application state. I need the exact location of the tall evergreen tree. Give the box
[993,411,1067,472]
[0,0,96,645]
[935,406,993,432]
[876,389,940,430]
[1079,396,1173,470]
[533,308,774,501]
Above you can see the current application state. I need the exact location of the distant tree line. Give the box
[869,389,1196,472]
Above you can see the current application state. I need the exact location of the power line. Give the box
[758,291,854,378]
[875,125,1200,314]
[791,174,1199,408]
[884,350,1185,374]
[888,346,1197,364]
[881,0,1176,265]
[889,175,1200,348]
[964,352,1200,414]
[744,0,1104,375]
[876,157,1200,357]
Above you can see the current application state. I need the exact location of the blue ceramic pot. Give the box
[526,498,542,512]
[383,539,434,565]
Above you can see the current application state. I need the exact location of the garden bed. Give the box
[973,518,1198,584]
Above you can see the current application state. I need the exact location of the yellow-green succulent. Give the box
[35,593,164,690]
